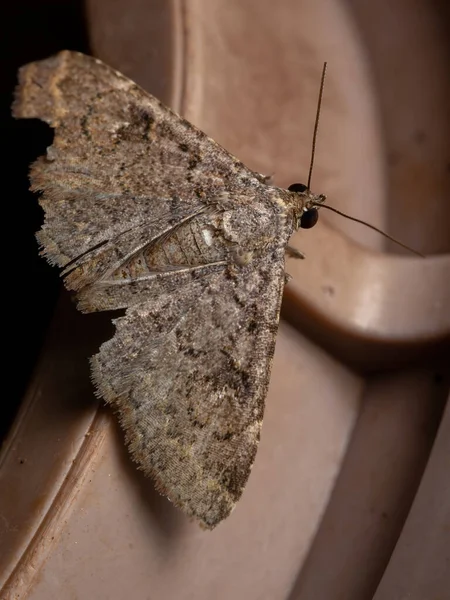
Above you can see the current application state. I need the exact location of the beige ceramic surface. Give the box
[1,0,449,599]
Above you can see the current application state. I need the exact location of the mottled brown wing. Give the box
[92,248,285,528]
[13,51,291,528]
[12,50,265,296]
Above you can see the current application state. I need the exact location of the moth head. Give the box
[288,182,326,230]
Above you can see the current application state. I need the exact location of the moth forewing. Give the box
[13,50,320,528]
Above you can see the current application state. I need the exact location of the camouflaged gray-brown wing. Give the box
[91,250,286,528]
[12,50,270,303]
[13,51,294,527]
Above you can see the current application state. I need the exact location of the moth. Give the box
[13,51,329,529]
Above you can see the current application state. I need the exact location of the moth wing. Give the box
[92,250,285,528]
[14,51,290,527]
[12,50,264,277]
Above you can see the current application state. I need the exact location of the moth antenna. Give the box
[313,203,426,258]
[305,64,423,258]
[307,62,327,190]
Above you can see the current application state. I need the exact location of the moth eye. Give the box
[299,208,319,229]
[288,183,308,193]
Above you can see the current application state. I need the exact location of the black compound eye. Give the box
[288,182,308,193]
[299,208,319,229]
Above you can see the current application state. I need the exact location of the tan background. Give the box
[1,0,449,599]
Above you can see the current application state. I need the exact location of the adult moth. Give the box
[12,51,351,528]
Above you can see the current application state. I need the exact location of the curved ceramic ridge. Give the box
[288,223,450,343]
[373,393,450,600]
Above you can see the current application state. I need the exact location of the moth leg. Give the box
[284,272,293,285]
[285,246,305,260]
[260,173,274,185]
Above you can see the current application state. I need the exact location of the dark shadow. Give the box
[111,417,187,549]
[1,1,91,440]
